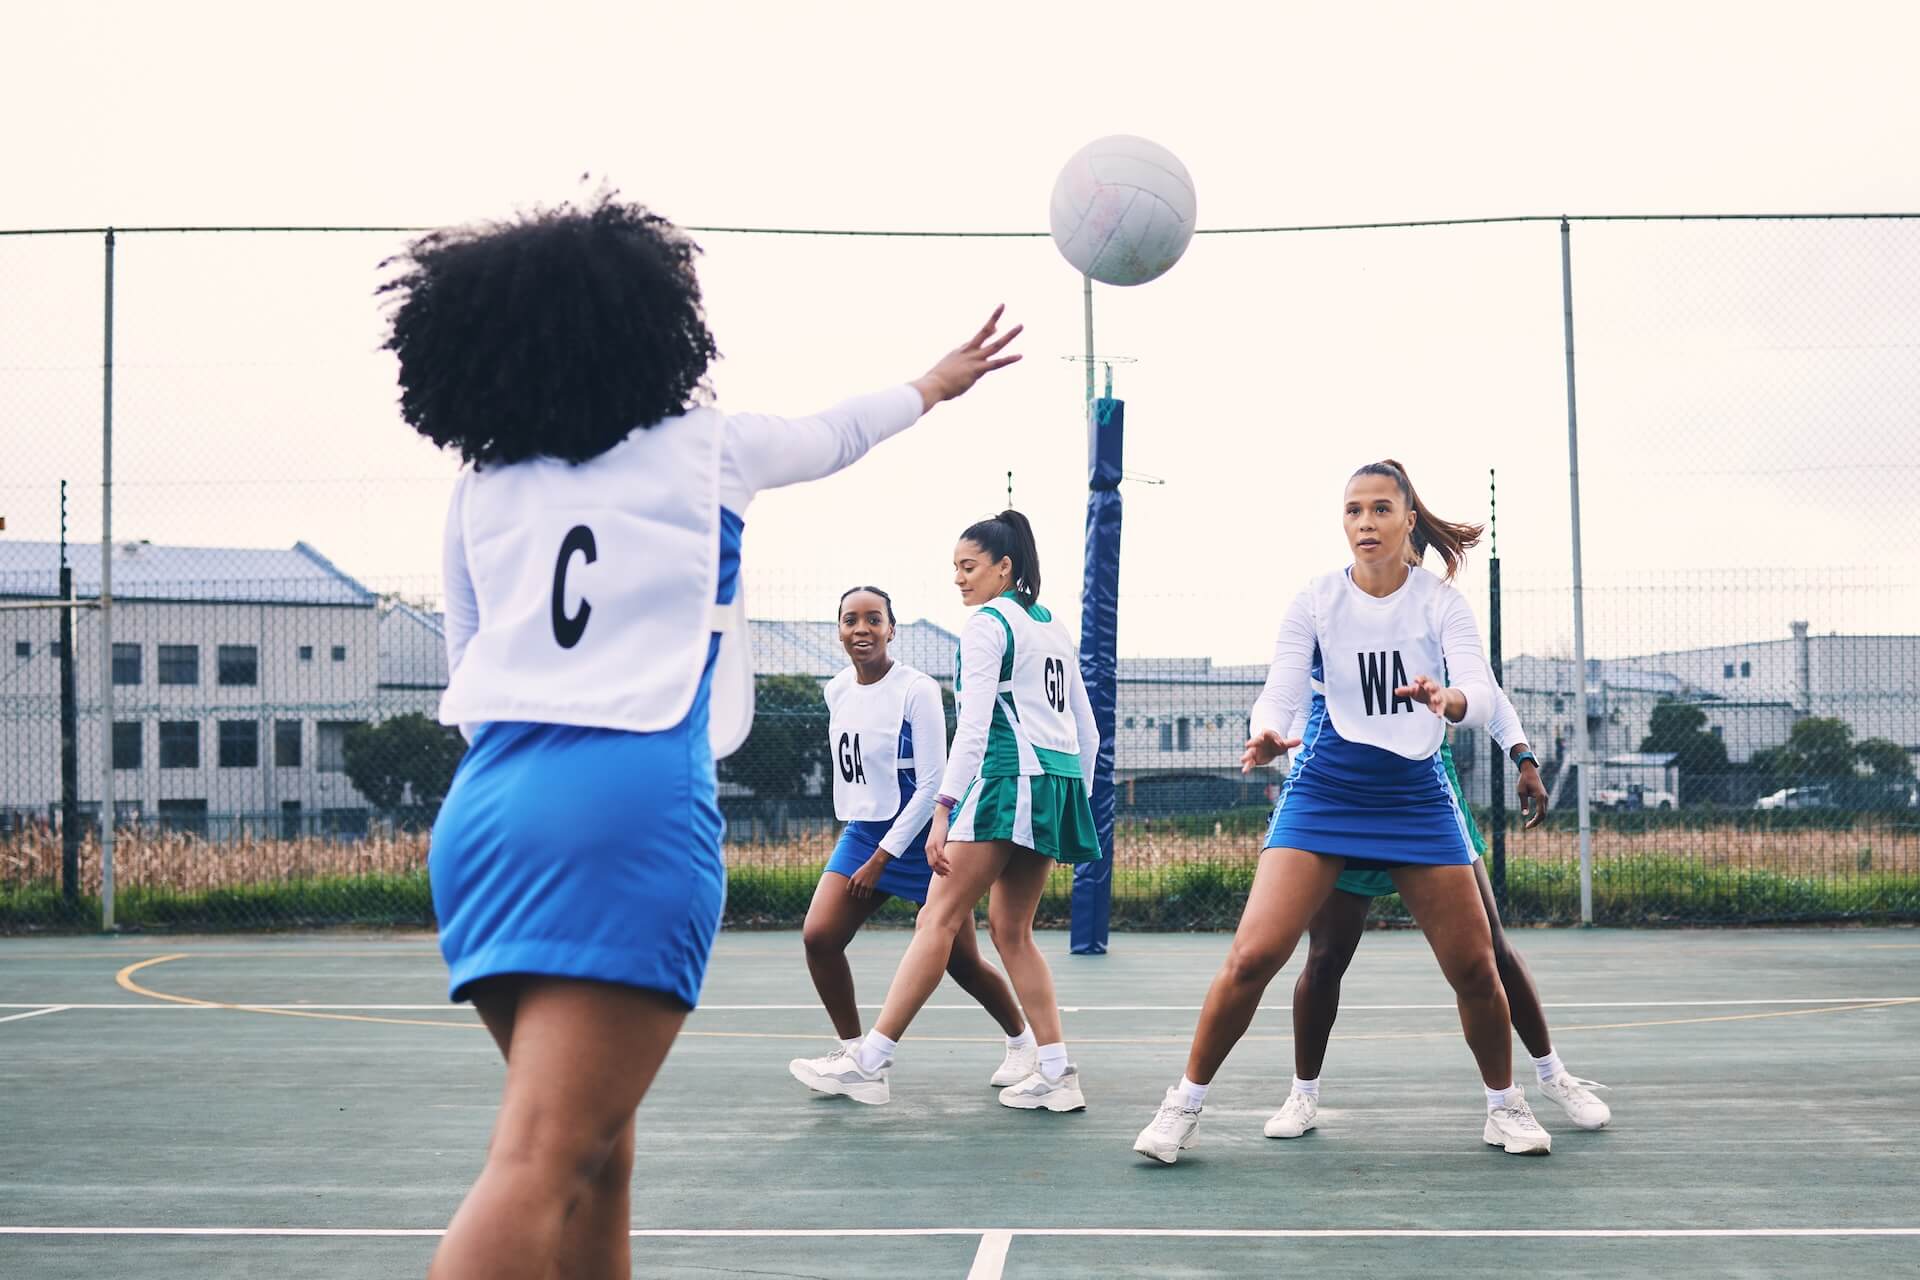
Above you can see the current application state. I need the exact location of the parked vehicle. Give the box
[1752,785,1835,812]
[1593,782,1677,811]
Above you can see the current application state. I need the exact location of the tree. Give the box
[719,674,830,800]
[1784,717,1857,778]
[1855,737,1914,779]
[1637,699,1728,802]
[343,713,468,814]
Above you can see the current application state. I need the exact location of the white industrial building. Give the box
[5,537,1912,828]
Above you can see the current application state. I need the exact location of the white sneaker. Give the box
[1483,1091,1553,1155]
[1538,1071,1612,1130]
[998,1064,1087,1112]
[1263,1089,1319,1138]
[1133,1087,1202,1164]
[789,1047,890,1106]
[991,1040,1039,1087]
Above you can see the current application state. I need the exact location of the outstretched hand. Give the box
[913,305,1023,409]
[1395,675,1461,721]
[1241,728,1302,774]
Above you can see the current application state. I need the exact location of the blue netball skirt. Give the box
[1264,700,1475,866]
[430,718,726,1010]
[823,818,935,904]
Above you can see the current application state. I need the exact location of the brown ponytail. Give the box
[1351,459,1482,580]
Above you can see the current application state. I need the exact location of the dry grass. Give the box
[5,821,1913,895]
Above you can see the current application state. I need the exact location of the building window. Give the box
[155,798,208,837]
[217,644,259,687]
[218,719,260,768]
[1177,717,1192,751]
[274,719,303,768]
[1710,725,1724,738]
[112,642,142,685]
[317,721,363,773]
[1214,715,1225,728]
[1740,661,1752,678]
[158,720,200,769]
[12,640,28,659]
[1123,716,1135,729]
[330,645,347,662]
[298,644,314,662]
[50,640,66,658]
[322,807,370,839]
[1723,663,1735,679]
[159,644,199,686]
[1158,722,1174,752]
[280,800,303,840]
[112,721,143,770]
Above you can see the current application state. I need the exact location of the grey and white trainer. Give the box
[1133,1087,1202,1164]
[1538,1071,1612,1130]
[1484,1091,1553,1155]
[998,1064,1087,1112]
[991,1040,1039,1088]
[1263,1088,1319,1138]
[789,1047,890,1106]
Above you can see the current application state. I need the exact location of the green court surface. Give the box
[3,927,1917,1278]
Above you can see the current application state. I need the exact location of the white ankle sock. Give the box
[1485,1083,1521,1111]
[840,1036,863,1052]
[1178,1075,1209,1109]
[1531,1049,1565,1082]
[1292,1075,1321,1099]
[856,1031,896,1073]
[1006,1024,1036,1050]
[1037,1042,1069,1079]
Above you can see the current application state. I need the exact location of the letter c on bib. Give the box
[551,524,597,649]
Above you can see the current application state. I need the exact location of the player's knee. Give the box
[1223,940,1288,988]
[1448,948,1503,1002]
[1299,942,1343,991]
[801,917,845,960]
[914,903,967,943]
[987,907,1031,955]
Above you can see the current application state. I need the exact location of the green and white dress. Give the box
[940,592,1102,864]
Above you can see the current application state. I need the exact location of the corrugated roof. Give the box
[0,540,377,606]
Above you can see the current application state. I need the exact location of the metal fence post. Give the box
[100,228,116,931]
[1560,218,1594,925]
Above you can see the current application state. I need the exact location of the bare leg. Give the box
[983,845,1064,1045]
[872,841,1011,1042]
[1474,859,1553,1058]
[1392,864,1512,1090]
[943,911,1027,1036]
[800,873,894,1041]
[429,979,687,1280]
[1290,889,1374,1080]
[1184,848,1345,1085]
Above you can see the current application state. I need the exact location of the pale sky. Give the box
[4,1,1917,665]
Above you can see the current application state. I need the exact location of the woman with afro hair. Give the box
[384,194,1020,1280]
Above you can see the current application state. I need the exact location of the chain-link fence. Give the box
[3,217,1916,931]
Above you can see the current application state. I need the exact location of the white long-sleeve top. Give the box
[1251,566,1493,761]
[941,607,1099,800]
[440,384,925,688]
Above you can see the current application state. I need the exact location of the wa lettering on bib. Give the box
[1308,569,1448,760]
[825,665,925,821]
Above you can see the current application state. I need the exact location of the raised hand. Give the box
[1516,760,1549,829]
[912,305,1024,409]
[1241,728,1302,774]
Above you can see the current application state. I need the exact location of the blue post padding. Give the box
[1072,397,1123,955]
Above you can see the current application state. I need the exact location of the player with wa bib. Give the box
[796,510,1102,1110]
[787,586,1030,1101]
[396,193,1023,1280]
[1136,460,1556,1164]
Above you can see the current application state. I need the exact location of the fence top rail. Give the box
[4,212,1920,240]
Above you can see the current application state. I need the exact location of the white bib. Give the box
[978,598,1079,768]
[825,664,926,821]
[438,405,754,753]
[1307,568,1450,760]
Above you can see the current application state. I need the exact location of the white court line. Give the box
[0,1005,68,1024]
[967,1229,1013,1278]
[4,997,1916,1012]
[4,1226,1920,1240]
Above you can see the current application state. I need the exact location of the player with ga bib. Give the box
[796,510,1101,1111]
[396,193,1024,1280]
[1136,459,1555,1165]
[1268,682,1613,1140]
[787,586,1030,1100]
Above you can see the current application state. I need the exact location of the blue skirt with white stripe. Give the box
[1263,696,1475,865]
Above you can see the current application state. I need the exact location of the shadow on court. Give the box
[2,927,1916,1278]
